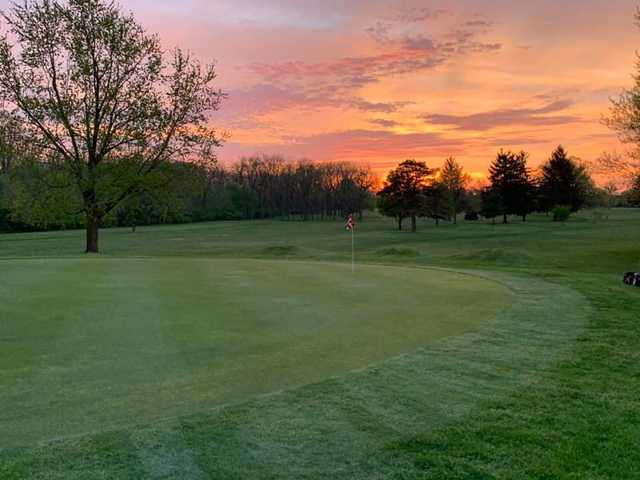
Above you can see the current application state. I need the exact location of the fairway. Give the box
[0,258,510,447]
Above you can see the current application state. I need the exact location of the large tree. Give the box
[603,10,640,187]
[0,0,223,252]
[538,146,590,212]
[378,160,433,232]
[604,12,640,174]
[440,156,468,224]
[486,150,534,223]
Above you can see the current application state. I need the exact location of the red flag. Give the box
[345,214,356,231]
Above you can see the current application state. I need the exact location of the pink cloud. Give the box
[422,100,581,131]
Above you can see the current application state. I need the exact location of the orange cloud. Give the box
[126,0,636,180]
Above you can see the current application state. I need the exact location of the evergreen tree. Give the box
[486,150,534,223]
[538,146,590,212]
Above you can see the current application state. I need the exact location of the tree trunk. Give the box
[85,214,100,253]
[453,213,457,225]
[503,213,508,224]
[522,214,527,222]
[411,215,417,232]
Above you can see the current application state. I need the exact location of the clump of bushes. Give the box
[552,205,571,222]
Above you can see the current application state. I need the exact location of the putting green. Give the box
[0,258,510,446]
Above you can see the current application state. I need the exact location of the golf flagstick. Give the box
[351,221,355,274]
[346,214,356,273]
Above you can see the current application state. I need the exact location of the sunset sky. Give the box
[7,0,640,178]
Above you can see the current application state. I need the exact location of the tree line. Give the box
[0,152,375,232]
[377,145,639,232]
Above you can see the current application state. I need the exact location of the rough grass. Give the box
[1,209,640,479]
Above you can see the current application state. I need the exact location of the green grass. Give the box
[1,258,509,446]
[1,208,639,478]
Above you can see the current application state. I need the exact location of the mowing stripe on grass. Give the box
[1,258,509,447]
[0,270,590,479]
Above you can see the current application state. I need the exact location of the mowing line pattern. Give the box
[0,270,590,479]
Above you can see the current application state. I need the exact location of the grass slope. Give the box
[1,208,639,478]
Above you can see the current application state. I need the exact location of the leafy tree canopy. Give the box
[378,159,434,232]
[0,0,224,252]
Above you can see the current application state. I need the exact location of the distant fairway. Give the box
[0,258,509,446]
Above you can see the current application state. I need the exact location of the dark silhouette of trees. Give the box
[115,157,374,224]
[440,157,469,224]
[480,187,503,224]
[226,157,374,221]
[538,146,590,212]
[113,157,375,225]
[630,174,640,206]
[0,0,224,252]
[1,154,376,232]
[423,181,450,227]
[377,160,433,232]
[485,150,534,223]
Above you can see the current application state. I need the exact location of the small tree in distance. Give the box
[0,0,224,253]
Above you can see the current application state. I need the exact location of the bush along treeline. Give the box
[377,145,640,232]
[0,151,376,233]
